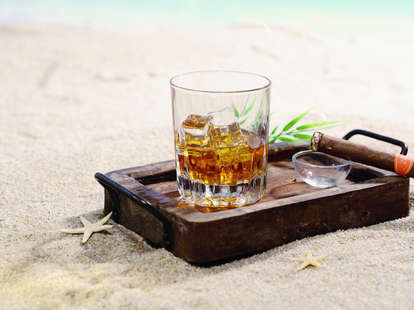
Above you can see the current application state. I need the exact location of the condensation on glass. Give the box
[170,71,271,208]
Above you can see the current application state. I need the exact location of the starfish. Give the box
[61,212,112,244]
[290,251,326,270]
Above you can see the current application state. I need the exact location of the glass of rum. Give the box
[170,71,271,208]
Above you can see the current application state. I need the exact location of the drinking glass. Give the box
[170,71,271,208]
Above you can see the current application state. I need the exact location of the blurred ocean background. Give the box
[1,0,413,31]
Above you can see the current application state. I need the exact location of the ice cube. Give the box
[209,122,245,148]
[207,107,236,126]
[182,114,212,129]
[245,131,261,148]
[179,114,212,147]
[206,107,247,148]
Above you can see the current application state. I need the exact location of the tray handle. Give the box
[95,172,172,248]
[343,129,408,155]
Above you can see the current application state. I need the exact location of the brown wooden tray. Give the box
[95,145,409,265]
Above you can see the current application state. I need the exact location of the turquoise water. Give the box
[1,0,413,28]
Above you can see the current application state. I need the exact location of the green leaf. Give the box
[250,120,259,130]
[255,100,264,117]
[282,110,310,132]
[278,136,306,143]
[269,137,278,144]
[271,125,278,135]
[248,99,265,130]
[295,120,344,131]
[239,118,247,125]
[257,110,263,120]
[242,97,256,116]
[259,99,264,109]
[292,133,313,140]
[232,104,240,118]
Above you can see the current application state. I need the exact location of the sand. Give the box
[1,23,414,309]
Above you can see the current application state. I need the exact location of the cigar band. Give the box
[394,154,414,176]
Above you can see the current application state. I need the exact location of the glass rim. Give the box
[169,70,271,94]
[292,150,352,169]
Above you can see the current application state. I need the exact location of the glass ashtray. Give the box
[292,150,352,188]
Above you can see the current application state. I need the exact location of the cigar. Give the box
[311,132,414,177]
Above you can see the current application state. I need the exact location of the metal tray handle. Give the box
[343,129,408,155]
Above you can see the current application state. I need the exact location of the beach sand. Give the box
[1,23,414,309]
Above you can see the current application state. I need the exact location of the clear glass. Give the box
[170,71,271,208]
[292,150,352,188]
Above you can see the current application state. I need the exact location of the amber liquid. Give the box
[175,113,268,208]
[177,134,266,185]
[176,130,268,208]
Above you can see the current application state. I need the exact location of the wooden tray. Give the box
[95,145,409,265]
